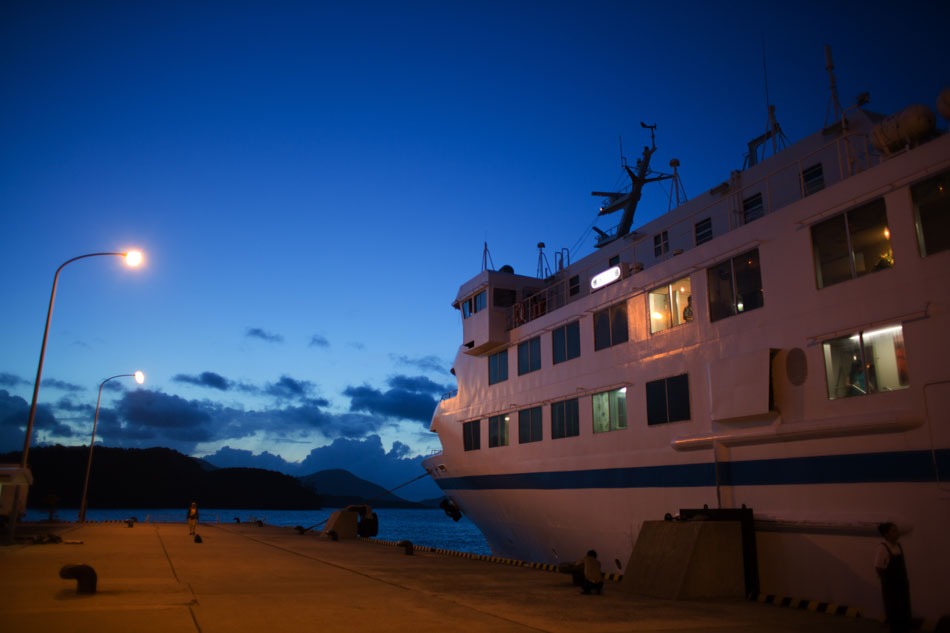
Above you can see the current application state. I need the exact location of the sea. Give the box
[22,507,492,556]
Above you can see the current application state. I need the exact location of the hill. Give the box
[297,469,426,508]
[1,446,322,511]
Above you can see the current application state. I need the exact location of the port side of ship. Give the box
[423,76,950,625]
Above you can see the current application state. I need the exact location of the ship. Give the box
[422,51,950,626]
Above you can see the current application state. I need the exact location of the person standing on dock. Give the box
[875,522,913,632]
[187,502,199,536]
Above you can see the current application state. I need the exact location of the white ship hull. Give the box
[424,92,950,625]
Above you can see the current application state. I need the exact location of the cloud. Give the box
[245,327,283,343]
[308,334,329,348]
[41,377,84,392]
[0,373,29,388]
[172,371,231,391]
[343,374,449,424]
[110,389,215,446]
[264,375,314,400]
[391,354,447,374]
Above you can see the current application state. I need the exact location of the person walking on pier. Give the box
[875,522,913,632]
[187,502,199,536]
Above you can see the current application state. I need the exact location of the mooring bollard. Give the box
[59,563,98,594]
[397,539,414,555]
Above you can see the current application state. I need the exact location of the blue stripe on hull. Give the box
[434,449,950,492]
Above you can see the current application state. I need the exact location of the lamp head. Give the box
[125,250,144,267]
[134,371,145,384]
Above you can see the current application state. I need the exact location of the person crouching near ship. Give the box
[579,550,604,595]
[875,522,913,632]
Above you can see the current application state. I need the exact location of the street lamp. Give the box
[5,250,143,542]
[79,371,145,522]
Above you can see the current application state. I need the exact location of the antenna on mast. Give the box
[481,241,495,272]
[744,39,789,168]
[824,44,844,128]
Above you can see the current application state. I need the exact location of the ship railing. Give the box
[504,131,880,330]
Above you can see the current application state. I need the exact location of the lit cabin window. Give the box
[646,374,691,425]
[551,398,579,439]
[822,324,909,399]
[488,414,509,447]
[912,169,950,257]
[706,249,764,322]
[461,290,487,318]
[518,407,543,444]
[463,420,481,451]
[592,387,627,433]
[811,198,892,288]
[649,276,693,333]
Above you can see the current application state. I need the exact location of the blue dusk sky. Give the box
[1,1,948,498]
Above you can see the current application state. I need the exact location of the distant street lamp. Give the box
[5,250,143,542]
[79,371,145,522]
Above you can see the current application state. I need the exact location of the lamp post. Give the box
[79,371,145,522]
[5,250,143,542]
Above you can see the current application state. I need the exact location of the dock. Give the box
[1,521,886,632]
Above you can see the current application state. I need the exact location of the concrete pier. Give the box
[1,521,886,632]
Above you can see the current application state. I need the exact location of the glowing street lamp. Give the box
[5,250,144,542]
[79,371,145,523]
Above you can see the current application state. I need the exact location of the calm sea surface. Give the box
[23,507,492,556]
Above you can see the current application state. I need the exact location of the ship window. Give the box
[518,407,543,444]
[646,374,691,425]
[649,276,693,333]
[822,324,909,399]
[594,301,629,350]
[518,336,541,375]
[654,230,669,257]
[462,290,487,318]
[488,414,509,447]
[812,198,893,288]
[695,217,713,246]
[569,275,581,297]
[551,398,579,439]
[707,249,764,322]
[912,170,950,257]
[592,387,627,433]
[463,420,481,451]
[552,321,581,364]
[802,163,824,196]
[488,349,508,385]
[494,288,517,307]
[743,193,764,223]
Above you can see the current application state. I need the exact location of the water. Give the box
[22,507,492,556]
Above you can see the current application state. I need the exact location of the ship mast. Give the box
[592,122,672,248]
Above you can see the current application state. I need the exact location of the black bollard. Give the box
[59,564,97,594]
[397,539,414,555]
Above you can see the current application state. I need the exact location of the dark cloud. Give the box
[265,375,314,400]
[343,374,444,424]
[112,389,215,445]
[0,389,76,448]
[391,354,447,374]
[308,334,329,348]
[0,373,29,388]
[245,327,283,343]
[172,371,231,391]
[41,377,84,392]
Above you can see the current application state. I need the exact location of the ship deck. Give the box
[1,520,889,633]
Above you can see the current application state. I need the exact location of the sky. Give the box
[2,1,948,500]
